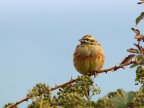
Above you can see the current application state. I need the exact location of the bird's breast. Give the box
[74,45,101,59]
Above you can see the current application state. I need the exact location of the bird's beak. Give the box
[79,39,83,42]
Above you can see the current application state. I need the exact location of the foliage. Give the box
[133,86,144,107]
[135,66,144,85]
[95,88,144,108]
[136,12,144,25]
[95,89,136,108]
[27,83,53,108]
[53,76,100,108]
[4,76,100,108]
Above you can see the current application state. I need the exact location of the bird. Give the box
[73,34,105,75]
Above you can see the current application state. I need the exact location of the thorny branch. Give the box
[6,60,137,108]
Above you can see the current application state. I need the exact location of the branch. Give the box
[6,97,30,108]
[6,60,136,108]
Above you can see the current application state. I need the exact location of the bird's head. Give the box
[79,34,99,45]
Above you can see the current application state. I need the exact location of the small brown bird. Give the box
[73,34,105,75]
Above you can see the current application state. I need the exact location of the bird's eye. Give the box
[90,40,95,42]
[85,39,89,41]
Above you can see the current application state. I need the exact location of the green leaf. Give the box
[135,66,144,84]
[109,89,135,108]
[130,64,139,68]
[96,89,136,108]
[133,86,144,107]
[136,12,144,25]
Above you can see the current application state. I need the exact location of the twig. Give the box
[51,78,76,91]
[6,97,30,108]
[134,43,142,51]
[6,60,136,108]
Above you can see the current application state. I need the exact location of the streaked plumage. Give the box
[73,34,105,75]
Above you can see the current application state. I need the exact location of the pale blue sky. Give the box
[0,0,143,107]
